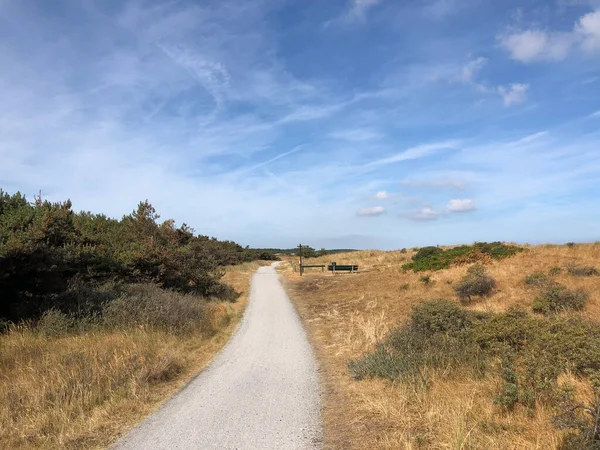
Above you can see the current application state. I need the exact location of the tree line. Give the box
[0,189,277,323]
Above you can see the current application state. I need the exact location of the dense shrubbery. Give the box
[350,300,600,445]
[567,264,600,277]
[0,189,269,323]
[401,242,523,272]
[532,285,589,315]
[454,264,497,303]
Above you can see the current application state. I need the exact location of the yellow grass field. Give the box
[0,262,262,450]
[282,243,600,449]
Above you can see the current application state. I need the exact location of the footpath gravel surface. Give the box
[113,263,322,450]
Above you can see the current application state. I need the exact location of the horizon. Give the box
[1,0,599,250]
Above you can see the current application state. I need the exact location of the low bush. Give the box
[419,274,433,286]
[454,264,497,303]
[524,272,550,287]
[532,285,589,315]
[351,300,600,440]
[349,300,486,382]
[402,242,523,272]
[103,284,221,335]
[548,266,562,276]
[567,265,600,277]
[409,299,477,335]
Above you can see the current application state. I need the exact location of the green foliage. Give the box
[525,272,550,287]
[532,285,589,315]
[454,264,497,303]
[0,189,262,322]
[349,300,485,383]
[402,242,523,272]
[419,274,433,286]
[554,383,600,449]
[548,266,562,276]
[351,300,600,439]
[409,299,476,335]
[567,264,600,277]
[103,284,217,335]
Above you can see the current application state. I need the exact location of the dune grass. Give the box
[282,243,600,449]
[0,262,261,450]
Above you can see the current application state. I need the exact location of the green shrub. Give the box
[351,299,600,443]
[349,300,486,382]
[102,284,214,335]
[36,309,75,336]
[454,264,497,303]
[567,265,600,277]
[419,274,433,286]
[409,299,476,335]
[525,272,550,287]
[0,189,252,323]
[532,285,589,315]
[495,364,520,411]
[548,266,562,276]
[402,242,523,272]
[566,242,576,248]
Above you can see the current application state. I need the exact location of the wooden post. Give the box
[298,244,303,276]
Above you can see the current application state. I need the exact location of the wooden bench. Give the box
[300,264,326,274]
[327,263,358,273]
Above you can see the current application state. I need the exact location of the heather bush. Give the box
[532,285,589,315]
[567,264,600,277]
[524,272,550,287]
[454,264,497,303]
[351,301,600,441]
[402,242,522,272]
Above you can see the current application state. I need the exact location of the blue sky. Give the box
[1,0,599,249]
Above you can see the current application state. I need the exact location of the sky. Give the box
[1,0,599,249]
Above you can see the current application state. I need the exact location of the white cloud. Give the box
[459,57,487,83]
[401,178,467,189]
[346,0,381,21]
[374,190,389,199]
[357,205,386,216]
[577,9,600,52]
[497,83,529,106]
[500,8,600,62]
[499,30,573,62]
[411,206,440,220]
[446,198,476,212]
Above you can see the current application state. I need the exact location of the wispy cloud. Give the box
[406,206,440,221]
[1,0,599,249]
[401,178,467,189]
[357,206,386,216]
[446,198,476,212]
[366,141,461,169]
[344,0,382,22]
[498,83,529,106]
[330,128,381,141]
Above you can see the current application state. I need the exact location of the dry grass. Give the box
[0,262,261,450]
[282,243,600,449]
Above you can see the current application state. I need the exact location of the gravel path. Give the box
[113,263,322,450]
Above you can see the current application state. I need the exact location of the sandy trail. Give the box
[113,263,322,450]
